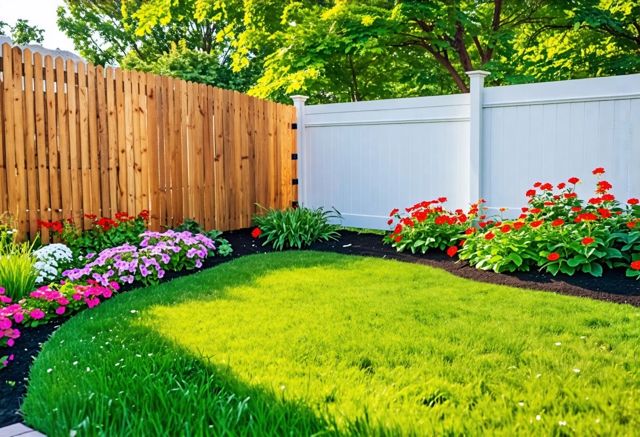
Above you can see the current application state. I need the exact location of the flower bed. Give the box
[1,229,217,369]
[385,168,640,279]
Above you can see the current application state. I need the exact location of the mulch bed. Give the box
[1,229,639,427]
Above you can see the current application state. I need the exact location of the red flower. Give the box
[543,201,554,206]
[389,208,399,217]
[627,221,637,229]
[581,237,595,245]
[434,215,448,225]
[96,217,117,231]
[551,218,564,227]
[568,177,580,185]
[592,167,605,175]
[251,227,262,239]
[540,183,553,191]
[393,224,402,235]
[530,208,541,214]
[446,246,458,257]
[575,213,598,223]
[547,252,560,261]
[628,198,639,205]
[521,207,529,213]
[387,219,393,225]
[596,180,612,193]
[464,227,475,235]
[84,213,97,220]
[500,224,511,233]
[571,206,582,212]
[530,220,544,228]
[393,234,402,243]
[564,192,577,199]
[588,197,602,205]
[597,208,611,219]
[526,189,536,197]
[557,183,566,190]
[138,210,150,221]
[513,221,525,230]
[438,197,448,203]
[631,260,640,271]
[484,232,495,240]
[601,194,615,202]
[533,182,542,188]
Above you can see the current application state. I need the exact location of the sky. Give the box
[0,0,77,53]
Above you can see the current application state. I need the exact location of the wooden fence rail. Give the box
[0,44,297,242]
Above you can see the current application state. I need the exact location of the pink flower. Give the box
[13,313,24,323]
[55,307,66,315]
[7,338,14,347]
[29,309,45,320]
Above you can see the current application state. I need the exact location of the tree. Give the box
[0,19,45,45]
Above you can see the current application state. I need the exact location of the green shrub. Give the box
[0,241,38,300]
[383,198,483,254]
[458,168,640,277]
[252,206,340,250]
[173,218,233,256]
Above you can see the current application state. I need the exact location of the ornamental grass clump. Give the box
[458,168,640,277]
[0,241,39,300]
[384,198,484,254]
[252,206,340,250]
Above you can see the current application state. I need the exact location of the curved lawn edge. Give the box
[21,251,640,436]
[2,228,639,427]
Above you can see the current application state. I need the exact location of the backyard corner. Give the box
[1,2,640,436]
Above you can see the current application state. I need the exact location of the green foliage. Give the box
[173,218,233,256]
[0,241,38,300]
[22,252,640,435]
[458,170,640,277]
[384,198,482,254]
[0,19,45,45]
[252,206,340,250]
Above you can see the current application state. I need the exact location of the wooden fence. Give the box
[0,44,297,241]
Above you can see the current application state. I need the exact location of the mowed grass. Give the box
[22,252,640,436]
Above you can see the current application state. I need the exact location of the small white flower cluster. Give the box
[34,243,74,285]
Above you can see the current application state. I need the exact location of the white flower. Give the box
[536,415,541,421]
[554,342,562,346]
[573,368,580,373]
[559,421,567,426]
[33,243,74,284]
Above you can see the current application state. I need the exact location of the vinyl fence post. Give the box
[291,95,308,206]
[466,71,490,205]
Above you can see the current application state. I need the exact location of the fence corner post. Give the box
[290,95,308,205]
[466,70,490,205]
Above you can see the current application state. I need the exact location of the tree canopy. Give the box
[56,0,640,103]
[0,19,45,45]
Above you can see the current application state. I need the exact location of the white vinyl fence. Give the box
[292,72,640,229]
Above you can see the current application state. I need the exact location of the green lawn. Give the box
[22,252,640,436]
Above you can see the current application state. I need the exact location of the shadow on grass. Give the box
[23,252,407,436]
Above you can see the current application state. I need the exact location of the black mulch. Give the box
[2,229,639,427]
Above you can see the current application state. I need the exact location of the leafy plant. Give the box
[39,211,149,258]
[173,218,233,256]
[252,206,340,250]
[0,241,38,300]
[459,168,640,277]
[383,198,483,254]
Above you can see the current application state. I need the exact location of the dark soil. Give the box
[2,229,639,427]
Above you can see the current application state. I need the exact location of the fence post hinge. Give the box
[291,153,298,160]
[292,178,299,185]
[291,122,298,130]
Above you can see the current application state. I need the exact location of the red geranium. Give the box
[557,183,566,190]
[564,192,577,199]
[597,208,611,219]
[446,246,458,257]
[387,219,393,225]
[581,237,595,245]
[530,220,544,228]
[96,217,117,231]
[547,252,560,261]
[628,198,639,205]
[389,208,399,217]
[251,227,263,239]
[575,213,598,223]
[568,177,580,185]
[631,260,640,271]
[596,180,612,193]
[500,224,511,233]
[484,232,495,240]
[592,167,605,175]
[551,218,564,227]
[513,221,525,230]
[525,189,536,197]
[540,183,553,191]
